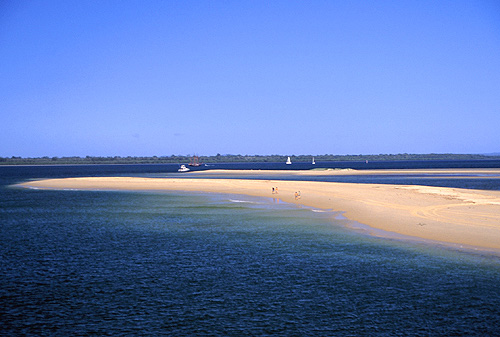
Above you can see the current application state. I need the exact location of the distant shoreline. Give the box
[2,154,500,166]
[17,169,500,254]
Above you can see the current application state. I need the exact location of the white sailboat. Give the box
[312,157,315,165]
[286,157,292,165]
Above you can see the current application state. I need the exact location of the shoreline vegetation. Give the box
[17,168,500,254]
[2,153,500,165]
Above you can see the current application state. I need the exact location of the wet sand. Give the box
[17,170,500,253]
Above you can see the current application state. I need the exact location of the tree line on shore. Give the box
[1,153,499,165]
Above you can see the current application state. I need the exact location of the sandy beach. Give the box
[18,170,500,253]
[191,168,500,177]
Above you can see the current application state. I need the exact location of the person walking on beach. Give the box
[275,187,278,194]
[272,187,275,194]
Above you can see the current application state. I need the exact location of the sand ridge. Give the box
[191,168,500,177]
[17,173,500,253]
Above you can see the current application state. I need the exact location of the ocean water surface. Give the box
[2,162,500,335]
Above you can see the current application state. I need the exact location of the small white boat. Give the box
[312,157,315,165]
[178,165,190,172]
[286,157,292,165]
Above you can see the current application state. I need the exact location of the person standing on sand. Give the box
[272,187,275,194]
[275,187,278,194]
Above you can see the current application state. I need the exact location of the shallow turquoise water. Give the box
[2,164,500,335]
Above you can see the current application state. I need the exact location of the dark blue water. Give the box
[4,159,500,190]
[2,161,500,335]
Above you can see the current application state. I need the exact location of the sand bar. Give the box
[17,173,500,253]
[191,168,500,178]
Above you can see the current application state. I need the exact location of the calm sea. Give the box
[2,160,500,336]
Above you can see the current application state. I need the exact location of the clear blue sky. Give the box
[1,1,499,157]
